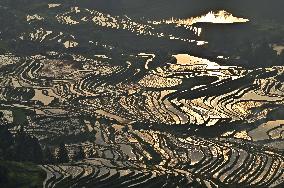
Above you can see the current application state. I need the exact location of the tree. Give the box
[238,40,279,67]
[43,147,56,164]
[0,114,14,160]
[73,146,85,161]
[0,115,44,164]
[149,51,173,69]
[31,137,43,164]
[0,124,14,152]
[57,142,69,163]
[253,42,278,67]
[49,98,60,107]
[88,149,95,158]
[13,127,43,164]
[0,112,4,119]
[14,127,30,162]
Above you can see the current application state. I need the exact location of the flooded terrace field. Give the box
[0,0,284,187]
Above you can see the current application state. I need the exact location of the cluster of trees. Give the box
[237,41,284,67]
[0,113,86,164]
[0,124,43,164]
[44,143,86,164]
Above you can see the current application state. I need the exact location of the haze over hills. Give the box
[0,0,283,66]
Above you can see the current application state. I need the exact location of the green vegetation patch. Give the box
[0,160,46,188]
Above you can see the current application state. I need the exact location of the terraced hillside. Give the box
[0,0,283,188]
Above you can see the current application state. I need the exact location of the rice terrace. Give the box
[0,0,284,187]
